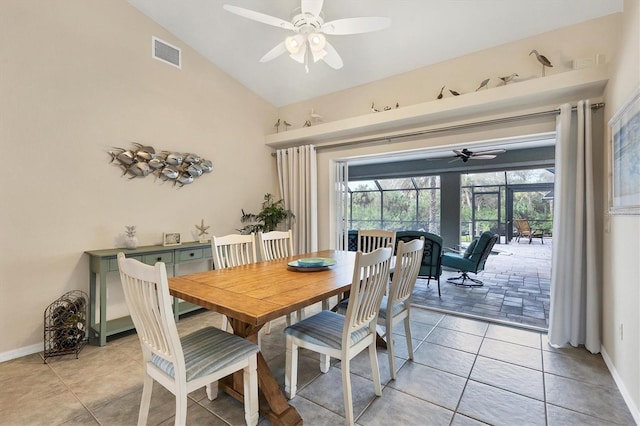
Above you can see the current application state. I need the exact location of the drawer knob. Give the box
[190,252,195,257]
[157,257,162,261]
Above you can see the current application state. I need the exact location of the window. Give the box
[348,176,440,233]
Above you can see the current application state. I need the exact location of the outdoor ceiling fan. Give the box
[223,0,390,72]
[434,148,507,163]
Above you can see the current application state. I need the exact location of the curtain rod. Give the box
[273,102,604,154]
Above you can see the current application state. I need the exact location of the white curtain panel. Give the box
[276,145,318,254]
[548,100,600,353]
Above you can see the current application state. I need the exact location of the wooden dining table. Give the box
[168,249,357,426]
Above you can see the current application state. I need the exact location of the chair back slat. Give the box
[357,229,396,253]
[258,230,294,261]
[212,233,257,269]
[343,247,392,336]
[388,238,425,305]
[117,253,184,371]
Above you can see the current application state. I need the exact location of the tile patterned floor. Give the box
[412,239,553,330]
[1,306,635,425]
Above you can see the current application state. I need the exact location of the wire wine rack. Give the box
[43,290,88,362]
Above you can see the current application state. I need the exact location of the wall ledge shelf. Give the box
[265,66,608,149]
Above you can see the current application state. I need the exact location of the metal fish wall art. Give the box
[108,144,213,186]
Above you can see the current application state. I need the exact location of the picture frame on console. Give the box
[609,85,640,215]
[163,232,182,246]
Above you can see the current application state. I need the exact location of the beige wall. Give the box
[0,1,278,355]
[602,0,640,416]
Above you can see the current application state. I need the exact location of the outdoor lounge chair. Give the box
[513,219,544,244]
[441,231,498,287]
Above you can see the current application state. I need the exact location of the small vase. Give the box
[124,236,138,249]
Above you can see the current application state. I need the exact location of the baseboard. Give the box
[0,343,42,363]
[601,346,640,425]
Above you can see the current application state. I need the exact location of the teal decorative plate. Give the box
[287,257,336,271]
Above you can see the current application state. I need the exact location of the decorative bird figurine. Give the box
[283,121,291,131]
[303,120,311,127]
[499,73,519,85]
[475,78,490,91]
[437,86,445,99]
[371,102,379,113]
[310,109,322,123]
[274,119,281,133]
[449,89,460,96]
[529,50,553,76]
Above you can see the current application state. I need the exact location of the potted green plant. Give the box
[238,193,295,234]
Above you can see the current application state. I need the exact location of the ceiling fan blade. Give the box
[259,41,287,62]
[301,0,324,17]
[473,149,506,156]
[453,149,465,157]
[320,17,391,35]
[223,5,294,30]
[470,155,497,160]
[321,41,343,69]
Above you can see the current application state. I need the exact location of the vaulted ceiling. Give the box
[128,0,622,107]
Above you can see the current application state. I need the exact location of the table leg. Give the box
[221,319,303,426]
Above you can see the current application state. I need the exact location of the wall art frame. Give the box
[162,232,182,246]
[609,85,640,215]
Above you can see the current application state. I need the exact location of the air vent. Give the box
[152,36,181,69]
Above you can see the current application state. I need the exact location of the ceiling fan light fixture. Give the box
[285,34,305,54]
[308,33,326,50]
[308,32,326,62]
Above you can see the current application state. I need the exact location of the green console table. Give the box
[85,241,213,346]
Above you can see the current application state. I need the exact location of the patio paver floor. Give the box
[412,237,552,330]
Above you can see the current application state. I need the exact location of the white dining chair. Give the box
[257,230,297,333]
[117,253,259,426]
[357,229,396,253]
[284,246,393,425]
[336,238,425,379]
[258,229,293,261]
[211,233,257,270]
[211,233,257,331]
[377,237,424,379]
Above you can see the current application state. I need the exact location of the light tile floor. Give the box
[1,306,635,425]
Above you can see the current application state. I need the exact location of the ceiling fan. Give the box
[223,0,390,72]
[435,148,507,163]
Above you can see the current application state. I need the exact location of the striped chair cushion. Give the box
[151,327,259,381]
[336,296,404,320]
[284,310,371,349]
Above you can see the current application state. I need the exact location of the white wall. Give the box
[602,0,640,418]
[0,0,278,356]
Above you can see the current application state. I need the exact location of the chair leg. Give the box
[437,276,441,298]
[137,374,153,426]
[446,272,483,287]
[285,338,298,399]
[342,360,355,426]
[174,392,188,426]
[404,315,414,361]
[369,341,382,396]
[386,318,397,380]
[243,356,259,426]
[320,354,330,373]
[205,381,218,400]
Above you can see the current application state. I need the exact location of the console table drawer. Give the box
[177,248,204,262]
[108,256,141,271]
[143,253,174,265]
